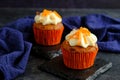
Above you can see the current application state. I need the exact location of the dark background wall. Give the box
[0,0,120,8]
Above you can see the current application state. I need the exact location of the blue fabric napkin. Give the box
[0,16,33,80]
[62,14,120,53]
[4,16,35,42]
[1,14,120,80]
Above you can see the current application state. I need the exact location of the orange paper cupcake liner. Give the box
[33,26,64,46]
[61,47,98,69]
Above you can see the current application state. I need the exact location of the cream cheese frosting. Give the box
[34,9,62,25]
[65,27,97,48]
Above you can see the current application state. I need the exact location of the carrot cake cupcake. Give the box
[33,9,64,46]
[61,27,98,69]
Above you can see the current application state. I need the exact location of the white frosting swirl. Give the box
[34,10,62,25]
[65,28,97,48]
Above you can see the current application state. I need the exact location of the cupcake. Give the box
[33,9,64,46]
[61,27,98,69]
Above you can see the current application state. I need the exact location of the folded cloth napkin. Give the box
[0,27,32,80]
[62,14,120,53]
[4,16,35,42]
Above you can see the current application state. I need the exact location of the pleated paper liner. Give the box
[33,26,64,46]
[39,55,112,80]
[61,47,98,69]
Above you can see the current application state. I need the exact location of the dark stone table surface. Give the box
[0,8,120,80]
